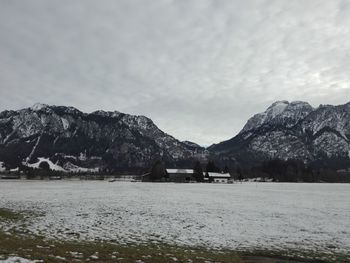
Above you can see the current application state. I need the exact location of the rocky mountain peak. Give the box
[0,104,206,172]
[210,100,350,167]
[31,103,49,111]
[90,110,122,118]
[241,100,313,133]
[266,100,289,116]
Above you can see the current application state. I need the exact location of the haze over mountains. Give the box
[0,101,350,173]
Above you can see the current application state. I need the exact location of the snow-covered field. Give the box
[0,181,349,254]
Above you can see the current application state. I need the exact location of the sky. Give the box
[0,0,350,146]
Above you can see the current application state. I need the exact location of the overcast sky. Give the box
[0,0,350,145]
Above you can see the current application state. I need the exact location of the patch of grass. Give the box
[0,230,244,262]
[0,208,24,221]
[2,231,349,263]
[239,248,350,263]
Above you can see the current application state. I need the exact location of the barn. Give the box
[166,169,195,182]
[206,172,231,183]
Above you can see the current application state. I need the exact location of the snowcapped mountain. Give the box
[210,101,350,167]
[240,101,314,133]
[0,104,205,172]
[2,101,349,173]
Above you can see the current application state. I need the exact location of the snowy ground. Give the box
[0,257,42,263]
[0,181,349,255]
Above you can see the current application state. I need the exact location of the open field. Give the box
[0,181,349,262]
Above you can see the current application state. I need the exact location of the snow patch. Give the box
[26,135,42,162]
[63,155,77,160]
[267,100,289,118]
[61,118,69,130]
[63,162,99,173]
[24,157,100,173]
[79,152,87,161]
[26,158,66,172]
[0,256,42,263]
[0,162,5,172]
[69,252,83,259]
[30,103,48,111]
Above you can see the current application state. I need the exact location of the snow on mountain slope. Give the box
[241,101,313,133]
[211,101,350,164]
[25,157,67,172]
[30,103,48,111]
[0,104,206,171]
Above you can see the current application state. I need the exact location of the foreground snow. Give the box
[0,257,42,263]
[0,181,349,254]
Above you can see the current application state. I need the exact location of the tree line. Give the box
[147,158,350,183]
[147,160,232,182]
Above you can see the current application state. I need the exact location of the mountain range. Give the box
[1,101,350,173]
[0,103,206,173]
[210,100,350,168]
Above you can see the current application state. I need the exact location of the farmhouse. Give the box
[166,169,195,182]
[206,172,231,183]
[142,167,232,183]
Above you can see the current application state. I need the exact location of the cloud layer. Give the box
[1,0,350,145]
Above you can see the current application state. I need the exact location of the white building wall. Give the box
[214,178,228,183]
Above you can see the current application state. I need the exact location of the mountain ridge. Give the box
[1,100,350,173]
[0,104,206,172]
[209,100,350,168]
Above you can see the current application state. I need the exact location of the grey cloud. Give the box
[0,0,350,145]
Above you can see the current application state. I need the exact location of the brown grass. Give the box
[0,230,244,262]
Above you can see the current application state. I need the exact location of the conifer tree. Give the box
[193,161,203,182]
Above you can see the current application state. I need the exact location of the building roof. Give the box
[166,169,193,174]
[208,172,230,178]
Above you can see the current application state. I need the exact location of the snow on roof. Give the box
[166,169,193,174]
[208,172,231,178]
